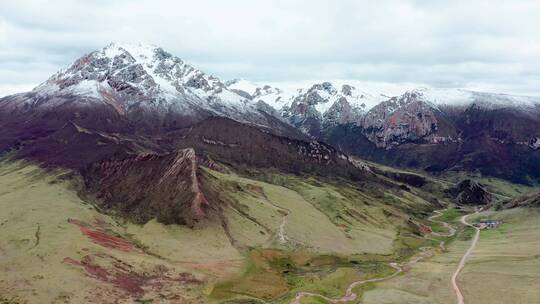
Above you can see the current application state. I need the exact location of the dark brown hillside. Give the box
[167,117,359,178]
[322,120,540,184]
[0,106,374,225]
[83,148,218,226]
[500,190,540,209]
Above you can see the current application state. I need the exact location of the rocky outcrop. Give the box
[501,190,540,209]
[323,97,363,126]
[281,82,378,136]
[529,137,540,149]
[361,91,438,148]
[447,179,492,205]
[282,83,331,136]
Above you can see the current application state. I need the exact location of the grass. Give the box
[0,160,211,303]
[458,208,540,304]
[209,247,399,303]
[300,295,329,304]
[2,159,418,304]
[428,208,463,233]
[358,207,540,304]
[0,296,26,304]
[209,249,303,301]
[6,157,531,304]
[206,169,401,255]
[203,167,469,303]
[436,208,463,223]
[438,170,537,202]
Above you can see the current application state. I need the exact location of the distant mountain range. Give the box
[1,43,540,184]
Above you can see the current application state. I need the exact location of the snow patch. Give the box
[409,88,540,110]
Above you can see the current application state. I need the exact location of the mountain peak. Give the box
[28,43,259,115]
[35,42,206,98]
[103,42,162,55]
[8,43,292,128]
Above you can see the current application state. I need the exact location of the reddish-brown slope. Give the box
[83,148,215,226]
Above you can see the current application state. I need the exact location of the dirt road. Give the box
[451,212,480,304]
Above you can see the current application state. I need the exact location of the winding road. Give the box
[451,212,480,304]
[290,208,458,304]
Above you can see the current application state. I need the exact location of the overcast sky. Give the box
[1,0,540,97]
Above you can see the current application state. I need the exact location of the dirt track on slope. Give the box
[451,212,480,304]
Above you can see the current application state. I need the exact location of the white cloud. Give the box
[1,0,540,97]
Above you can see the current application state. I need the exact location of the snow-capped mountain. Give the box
[225,79,540,153]
[0,43,313,168]
[225,80,388,135]
[227,80,540,182]
[409,87,540,111]
[1,43,539,183]
[226,79,291,111]
[357,87,540,148]
[13,43,287,128]
[283,82,386,135]
[322,87,540,183]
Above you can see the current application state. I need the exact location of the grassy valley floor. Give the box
[360,208,540,304]
[0,158,440,304]
[0,159,433,303]
[2,158,538,304]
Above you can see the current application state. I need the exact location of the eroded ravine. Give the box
[278,216,289,244]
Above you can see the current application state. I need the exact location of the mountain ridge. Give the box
[2,43,540,183]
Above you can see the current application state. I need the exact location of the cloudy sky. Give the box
[1,0,540,97]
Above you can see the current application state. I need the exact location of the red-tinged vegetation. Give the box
[63,254,202,297]
[79,226,135,252]
[418,223,433,235]
[69,218,135,252]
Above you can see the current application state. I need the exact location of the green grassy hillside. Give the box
[0,157,452,303]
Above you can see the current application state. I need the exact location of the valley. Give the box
[0,158,446,303]
[0,42,539,304]
[360,208,540,304]
[2,155,537,304]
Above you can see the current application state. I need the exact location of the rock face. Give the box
[447,179,492,205]
[530,137,540,149]
[225,81,540,183]
[322,88,540,183]
[361,91,439,148]
[227,80,386,137]
[280,82,383,136]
